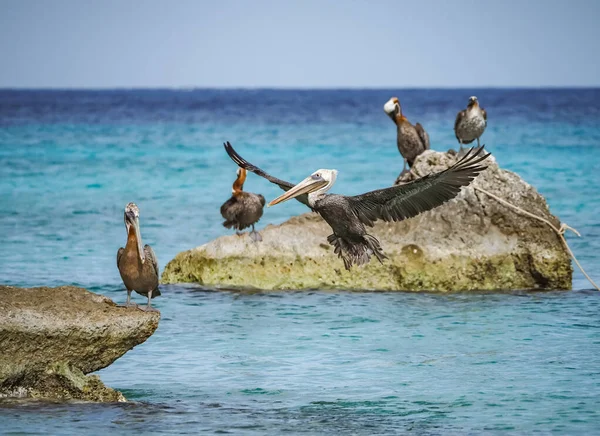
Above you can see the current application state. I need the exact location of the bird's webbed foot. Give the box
[140,305,160,312]
[398,167,411,178]
[397,158,411,179]
[235,231,243,237]
[142,293,159,312]
[249,230,262,242]
[456,146,468,159]
[121,289,137,308]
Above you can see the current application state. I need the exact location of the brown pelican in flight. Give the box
[454,96,487,155]
[224,141,490,270]
[383,97,430,177]
[117,202,160,311]
[220,167,266,242]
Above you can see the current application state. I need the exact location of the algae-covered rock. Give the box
[0,285,160,402]
[162,150,572,291]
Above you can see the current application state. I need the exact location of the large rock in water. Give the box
[0,285,160,402]
[162,150,572,291]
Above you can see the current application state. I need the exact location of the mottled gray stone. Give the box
[0,285,160,402]
[162,150,571,291]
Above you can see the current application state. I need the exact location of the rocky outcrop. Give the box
[162,150,572,291]
[0,285,160,402]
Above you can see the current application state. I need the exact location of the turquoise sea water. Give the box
[1,89,599,434]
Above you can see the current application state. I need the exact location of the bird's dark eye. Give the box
[312,173,321,180]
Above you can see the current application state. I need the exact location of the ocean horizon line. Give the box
[1,85,599,92]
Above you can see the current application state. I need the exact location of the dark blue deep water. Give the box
[1,89,599,434]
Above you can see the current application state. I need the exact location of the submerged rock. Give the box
[0,285,160,402]
[162,150,572,291]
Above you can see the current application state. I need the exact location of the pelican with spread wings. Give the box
[224,142,490,270]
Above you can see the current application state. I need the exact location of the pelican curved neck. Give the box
[395,108,407,123]
[127,224,137,245]
[126,225,141,251]
[308,191,327,207]
[232,168,246,195]
[125,220,146,263]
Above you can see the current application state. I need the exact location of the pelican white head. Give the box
[268,169,338,207]
[383,97,400,115]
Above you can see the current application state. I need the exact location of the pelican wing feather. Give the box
[348,147,490,227]
[223,141,311,207]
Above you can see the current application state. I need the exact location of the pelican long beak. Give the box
[268,175,328,207]
[132,216,146,264]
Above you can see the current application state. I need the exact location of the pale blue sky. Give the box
[1,0,599,88]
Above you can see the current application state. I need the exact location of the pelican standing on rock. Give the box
[454,96,487,155]
[383,97,430,177]
[117,202,160,311]
[220,167,266,242]
[224,142,490,270]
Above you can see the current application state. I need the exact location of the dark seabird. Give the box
[224,141,490,270]
[117,202,160,311]
[220,167,266,242]
[454,96,487,155]
[383,97,430,177]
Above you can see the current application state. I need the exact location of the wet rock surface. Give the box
[162,150,572,291]
[0,285,160,402]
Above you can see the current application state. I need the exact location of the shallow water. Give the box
[3,288,600,434]
[1,89,599,433]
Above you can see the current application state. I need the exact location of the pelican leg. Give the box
[123,289,137,307]
[457,140,467,158]
[249,224,262,242]
[398,158,410,178]
[141,289,159,312]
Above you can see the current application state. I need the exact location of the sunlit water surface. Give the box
[1,89,599,434]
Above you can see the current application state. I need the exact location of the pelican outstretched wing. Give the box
[223,141,311,207]
[348,147,490,227]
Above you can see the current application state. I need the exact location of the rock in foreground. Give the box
[0,285,160,402]
[163,150,572,291]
